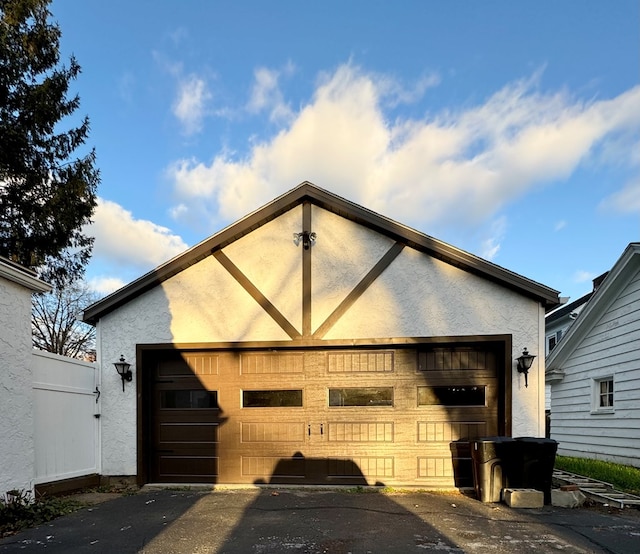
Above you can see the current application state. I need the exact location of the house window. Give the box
[592,377,614,413]
[546,330,562,355]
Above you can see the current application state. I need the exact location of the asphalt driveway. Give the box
[1,488,639,553]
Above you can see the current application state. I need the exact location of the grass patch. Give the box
[0,489,83,537]
[555,456,640,495]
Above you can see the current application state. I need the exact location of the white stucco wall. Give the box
[0,278,36,494]
[96,205,546,476]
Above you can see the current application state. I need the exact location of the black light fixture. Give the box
[516,348,536,388]
[113,355,132,392]
[293,231,316,250]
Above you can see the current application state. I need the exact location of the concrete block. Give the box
[551,489,586,508]
[504,488,544,508]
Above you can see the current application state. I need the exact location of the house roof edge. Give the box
[546,242,640,371]
[0,256,51,293]
[83,181,561,324]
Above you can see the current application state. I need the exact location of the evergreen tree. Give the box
[0,0,98,286]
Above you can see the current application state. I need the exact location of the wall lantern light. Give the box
[516,348,536,388]
[293,231,316,250]
[113,355,132,392]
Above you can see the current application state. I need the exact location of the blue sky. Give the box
[51,0,639,302]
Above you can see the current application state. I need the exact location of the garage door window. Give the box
[242,389,303,408]
[417,386,485,406]
[160,390,218,409]
[328,387,393,407]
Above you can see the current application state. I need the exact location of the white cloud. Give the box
[165,64,640,233]
[480,216,507,261]
[554,220,567,231]
[173,74,212,135]
[85,198,189,271]
[377,71,441,107]
[600,177,640,214]
[169,203,189,220]
[247,64,295,123]
[573,270,595,284]
[87,276,127,296]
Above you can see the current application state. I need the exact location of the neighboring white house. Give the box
[546,242,640,468]
[0,257,51,495]
[84,182,560,488]
[543,273,607,418]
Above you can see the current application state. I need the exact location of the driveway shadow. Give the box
[0,489,202,553]
[3,487,640,553]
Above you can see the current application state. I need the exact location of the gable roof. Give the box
[546,242,640,374]
[545,291,592,324]
[83,182,560,324]
[546,271,609,324]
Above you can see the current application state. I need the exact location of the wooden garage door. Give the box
[148,344,502,486]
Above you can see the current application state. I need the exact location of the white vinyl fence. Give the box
[32,351,100,486]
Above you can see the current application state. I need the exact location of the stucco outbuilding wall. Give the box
[0,263,50,495]
[96,205,546,477]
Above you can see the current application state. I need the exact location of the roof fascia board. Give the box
[84,181,560,324]
[0,258,51,293]
[546,243,640,372]
[83,185,316,324]
[302,184,560,306]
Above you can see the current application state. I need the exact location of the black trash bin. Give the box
[512,437,558,504]
[471,436,516,502]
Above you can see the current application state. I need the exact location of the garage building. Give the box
[84,183,559,488]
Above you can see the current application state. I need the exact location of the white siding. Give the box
[551,267,640,467]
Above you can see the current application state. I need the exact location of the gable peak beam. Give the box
[302,201,313,337]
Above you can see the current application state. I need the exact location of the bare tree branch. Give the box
[32,280,98,359]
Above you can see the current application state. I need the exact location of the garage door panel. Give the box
[416,421,488,442]
[159,421,219,443]
[241,421,306,442]
[158,454,218,482]
[326,350,394,373]
[148,343,504,486]
[158,354,219,377]
[418,348,498,373]
[240,352,305,375]
[241,455,306,478]
[417,455,472,486]
[328,457,394,479]
[326,421,394,442]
